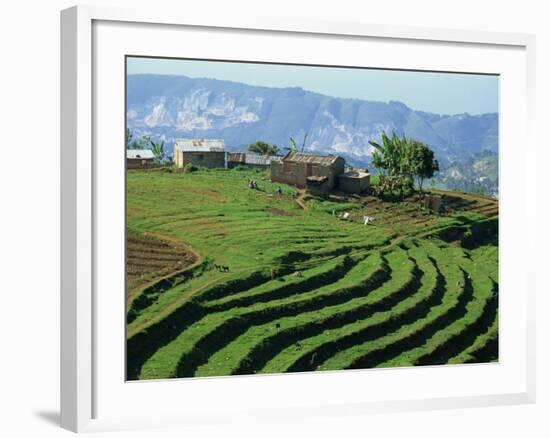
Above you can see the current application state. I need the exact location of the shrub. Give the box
[184,163,199,173]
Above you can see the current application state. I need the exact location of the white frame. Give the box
[60,4,537,433]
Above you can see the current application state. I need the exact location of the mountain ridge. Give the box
[126,73,498,194]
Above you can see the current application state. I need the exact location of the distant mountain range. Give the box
[127,74,499,196]
[434,151,499,198]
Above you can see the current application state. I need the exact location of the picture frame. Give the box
[60,4,536,433]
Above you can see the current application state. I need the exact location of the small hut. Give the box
[126,149,155,169]
[338,170,371,194]
[271,152,345,193]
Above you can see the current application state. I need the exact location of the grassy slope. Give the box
[126,167,499,379]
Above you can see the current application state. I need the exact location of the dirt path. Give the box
[295,190,308,210]
[126,231,203,304]
[147,231,203,262]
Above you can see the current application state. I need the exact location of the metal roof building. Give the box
[281,152,340,166]
[126,149,155,160]
[271,151,345,193]
[173,138,226,169]
[174,138,225,152]
[227,152,274,168]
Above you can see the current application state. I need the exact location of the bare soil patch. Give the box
[127,230,198,303]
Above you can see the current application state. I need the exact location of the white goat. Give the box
[363,215,374,225]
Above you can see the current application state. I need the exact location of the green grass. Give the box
[126,167,499,379]
[266,241,441,373]
[316,242,468,371]
[138,252,386,379]
[242,247,426,376]
[194,249,411,377]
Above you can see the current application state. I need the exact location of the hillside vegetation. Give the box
[434,151,499,197]
[126,167,498,380]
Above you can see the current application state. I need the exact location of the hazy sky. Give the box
[127,57,498,115]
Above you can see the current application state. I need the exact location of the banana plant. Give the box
[289,137,297,153]
[289,133,308,153]
[369,131,413,198]
[148,139,165,163]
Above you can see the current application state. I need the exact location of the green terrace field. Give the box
[126,167,498,380]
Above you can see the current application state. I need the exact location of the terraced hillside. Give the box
[126,167,498,380]
[126,231,199,307]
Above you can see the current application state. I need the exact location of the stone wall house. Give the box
[127,149,155,169]
[271,152,345,193]
[227,153,274,169]
[338,170,371,194]
[173,138,226,169]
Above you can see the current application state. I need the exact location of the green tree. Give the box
[247,140,279,156]
[369,131,412,198]
[369,131,438,199]
[408,140,439,194]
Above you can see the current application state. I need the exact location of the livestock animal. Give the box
[363,215,374,225]
[338,212,350,220]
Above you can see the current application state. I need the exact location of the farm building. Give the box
[227,153,274,169]
[127,149,155,169]
[338,170,371,194]
[271,152,345,194]
[173,138,226,169]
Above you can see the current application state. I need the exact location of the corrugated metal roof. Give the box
[283,152,341,166]
[339,170,370,179]
[175,138,225,152]
[245,154,273,166]
[127,149,155,159]
[227,153,274,166]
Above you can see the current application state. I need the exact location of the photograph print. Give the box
[125,56,499,381]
